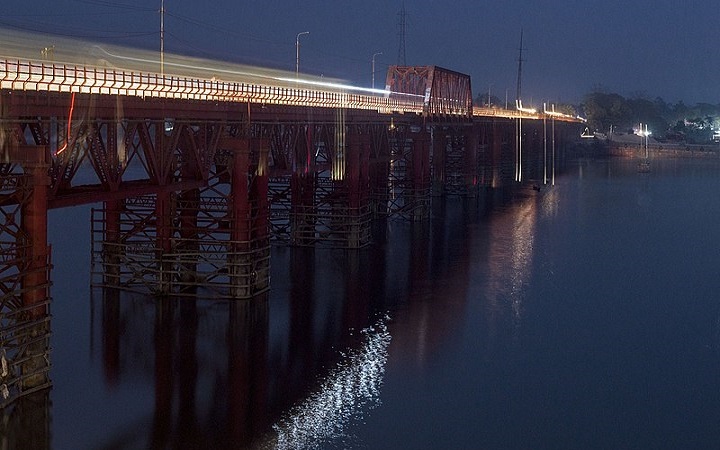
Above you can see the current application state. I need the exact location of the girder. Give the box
[385,66,474,119]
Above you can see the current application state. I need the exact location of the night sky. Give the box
[3,0,718,106]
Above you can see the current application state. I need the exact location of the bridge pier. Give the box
[463,127,480,197]
[19,150,52,393]
[227,137,270,298]
[20,151,50,318]
[290,172,316,246]
[90,131,270,299]
[280,124,372,248]
[0,145,53,406]
[431,127,481,197]
[101,199,123,287]
[411,130,431,221]
[368,125,391,218]
[176,188,200,284]
[493,120,513,188]
[345,130,371,247]
[431,128,446,196]
[155,191,174,295]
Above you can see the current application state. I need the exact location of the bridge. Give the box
[0,32,582,407]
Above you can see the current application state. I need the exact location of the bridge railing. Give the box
[0,58,425,115]
[472,106,584,123]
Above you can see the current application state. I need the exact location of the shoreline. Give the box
[594,140,720,159]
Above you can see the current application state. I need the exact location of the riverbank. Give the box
[577,132,720,159]
[607,141,720,158]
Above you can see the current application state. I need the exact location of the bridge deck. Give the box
[0,57,581,123]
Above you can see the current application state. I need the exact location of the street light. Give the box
[295,31,309,77]
[372,52,383,89]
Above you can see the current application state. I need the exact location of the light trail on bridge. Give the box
[0,27,583,122]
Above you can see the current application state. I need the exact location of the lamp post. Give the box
[372,52,383,89]
[295,31,309,77]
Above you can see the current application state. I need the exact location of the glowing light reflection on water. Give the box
[267,316,392,450]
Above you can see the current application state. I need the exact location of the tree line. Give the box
[475,90,720,144]
[580,90,720,144]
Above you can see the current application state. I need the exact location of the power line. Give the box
[0,19,156,40]
[69,0,156,12]
[165,11,280,46]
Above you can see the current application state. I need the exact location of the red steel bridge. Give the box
[0,35,582,406]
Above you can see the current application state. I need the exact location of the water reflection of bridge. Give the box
[0,184,548,448]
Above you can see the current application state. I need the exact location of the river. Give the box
[22,156,720,448]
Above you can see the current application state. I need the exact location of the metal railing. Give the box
[0,58,425,115]
[0,58,585,122]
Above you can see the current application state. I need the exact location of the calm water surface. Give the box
[40,157,720,449]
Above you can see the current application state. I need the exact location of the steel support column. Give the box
[176,188,199,284]
[226,136,270,297]
[368,125,390,217]
[290,172,316,245]
[229,138,251,298]
[19,146,52,393]
[346,129,371,248]
[463,127,479,197]
[102,199,123,286]
[411,130,431,221]
[491,121,505,188]
[249,137,270,293]
[431,127,446,196]
[20,159,49,317]
[154,191,173,294]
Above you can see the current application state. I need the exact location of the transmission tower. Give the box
[516,29,524,102]
[397,2,407,66]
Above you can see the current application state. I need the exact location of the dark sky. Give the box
[3,0,718,106]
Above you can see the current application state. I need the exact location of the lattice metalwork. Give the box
[440,131,479,197]
[91,197,270,299]
[385,66,473,118]
[91,140,270,298]
[374,127,431,221]
[289,176,372,248]
[268,175,293,243]
[0,168,52,409]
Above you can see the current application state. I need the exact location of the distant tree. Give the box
[581,92,633,133]
[583,88,720,143]
[627,97,668,139]
[654,97,672,119]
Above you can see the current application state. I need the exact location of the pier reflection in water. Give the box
[90,286,391,449]
[13,157,720,448]
[10,182,537,449]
